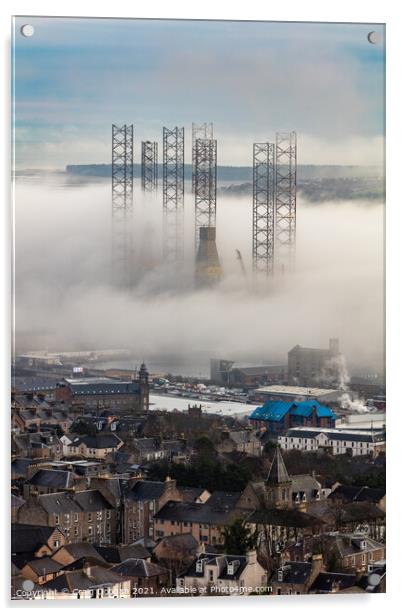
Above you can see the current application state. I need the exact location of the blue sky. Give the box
[13,17,385,168]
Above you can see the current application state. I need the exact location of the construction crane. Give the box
[236,249,247,279]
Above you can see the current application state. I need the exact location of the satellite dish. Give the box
[367,31,378,45]
[368,573,381,586]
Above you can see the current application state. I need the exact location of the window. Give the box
[97,511,102,520]
[74,527,79,536]
[88,526,93,535]
[55,514,60,525]
[88,513,92,522]
[209,570,214,582]
[74,513,79,523]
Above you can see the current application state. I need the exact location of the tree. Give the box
[223,518,258,555]
[70,418,96,436]
[193,436,216,458]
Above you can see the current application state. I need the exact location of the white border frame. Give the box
[2,1,400,613]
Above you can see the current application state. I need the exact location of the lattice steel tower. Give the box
[162,127,184,263]
[252,142,275,277]
[194,138,217,250]
[275,131,297,272]
[141,141,158,191]
[192,123,213,192]
[112,124,134,287]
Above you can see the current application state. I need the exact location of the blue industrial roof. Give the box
[249,399,335,422]
[291,400,335,418]
[249,401,293,422]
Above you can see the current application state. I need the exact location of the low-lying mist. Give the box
[13,175,384,376]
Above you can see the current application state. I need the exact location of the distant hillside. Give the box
[66,163,382,182]
[219,177,384,202]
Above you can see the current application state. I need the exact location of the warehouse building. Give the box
[55,363,149,413]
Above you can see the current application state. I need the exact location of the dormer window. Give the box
[196,560,204,573]
[227,560,240,575]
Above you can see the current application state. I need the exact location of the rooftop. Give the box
[12,523,60,554]
[254,385,341,397]
[111,558,167,578]
[250,399,336,422]
[271,561,312,585]
[281,427,385,442]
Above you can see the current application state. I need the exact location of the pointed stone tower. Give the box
[264,445,292,509]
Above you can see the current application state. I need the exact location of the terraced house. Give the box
[17,489,116,544]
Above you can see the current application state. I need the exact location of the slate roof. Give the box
[162,439,184,449]
[131,438,161,452]
[94,544,150,563]
[38,492,82,514]
[64,378,139,396]
[111,558,167,578]
[206,491,242,511]
[72,490,114,512]
[71,433,122,449]
[43,566,126,592]
[310,571,357,593]
[24,556,64,576]
[182,553,248,580]
[291,474,321,495]
[11,494,26,509]
[180,487,208,503]
[329,484,385,503]
[285,428,384,443]
[266,446,290,485]
[271,561,312,585]
[311,534,385,559]
[38,489,113,514]
[29,469,74,489]
[53,542,107,564]
[155,500,247,526]
[125,480,166,502]
[248,508,323,528]
[12,376,59,392]
[11,523,59,553]
[337,502,385,523]
[154,533,198,553]
[59,556,107,571]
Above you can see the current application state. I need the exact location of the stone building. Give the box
[176,549,267,596]
[237,446,322,511]
[122,477,182,544]
[17,489,117,545]
[55,363,149,413]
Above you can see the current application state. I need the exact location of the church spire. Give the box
[266,445,290,485]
